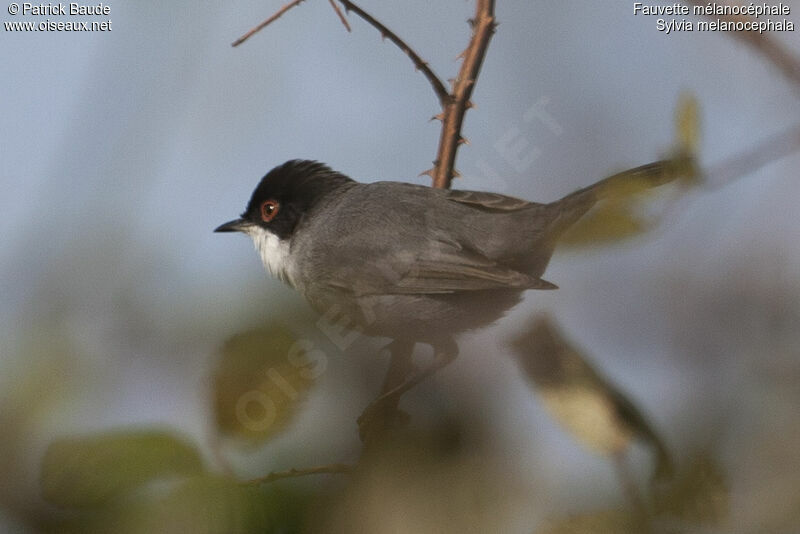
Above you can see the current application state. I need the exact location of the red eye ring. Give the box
[260,199,280,223]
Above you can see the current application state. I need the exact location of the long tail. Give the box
[545,157,689,237]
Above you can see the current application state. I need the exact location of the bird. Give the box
[215,159,679,417]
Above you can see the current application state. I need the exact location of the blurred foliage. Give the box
[0,328,81,529]
[511,315,673,481]
[213,325,318,445]
[557,200,648,247]
[538,452,729,534]
[675,93,701,157]
[41,429,204,508]
[44,474,307,534]
[38,428,308,533]
[121,475,302,534]
[559,95,701,247]
[538,509,645,534]
[24,323,325,532]
[651,452,729,525]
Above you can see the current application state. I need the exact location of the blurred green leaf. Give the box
[40,429,204,508]
[675,92,700,154]
[559,95,701,249]
[652,452,728,525]
[118,475,296,534]
[511,316,673,481]
[558,200,648,247]
[537,509,645,534]
[53,475,307,534]
[213,326,318,445]
[673,93,702,187]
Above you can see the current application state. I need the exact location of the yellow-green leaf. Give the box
[120,475,286,534]
[538,509,645,534]
[41,429,204,508]
[213,326,319,444]
[652,452,728,525]
[558,200,647,247]
[675,92,700,153]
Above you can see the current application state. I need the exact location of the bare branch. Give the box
[683,0,800,88]
[232,0,308,47]
[432,0,496,189]
[704,123,800,188]
[328,0,351,32]
[337,0,450,107]
[244,463,352,485]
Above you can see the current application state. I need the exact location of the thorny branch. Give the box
[232,0,307,47]
[233,0,496,189]
[431,0,496,189]
[683,0,800,89]
[704,123,800,188]
[336,0,450,107]
[328,0,351,32]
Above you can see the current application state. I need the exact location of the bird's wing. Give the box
[331,236,557,296]
[445,189,537,212]
[392,255,558,294]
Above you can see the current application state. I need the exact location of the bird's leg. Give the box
[379,339,417,394]
[358,338,458,445]
[358,340,415,447]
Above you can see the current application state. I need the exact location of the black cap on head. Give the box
[215,160,354,239]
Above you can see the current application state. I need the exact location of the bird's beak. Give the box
[214,218,249,233]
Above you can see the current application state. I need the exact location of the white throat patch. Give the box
[247,227,295,287]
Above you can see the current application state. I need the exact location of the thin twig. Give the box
[432,0,496,189]
[683,0,800,89]
[337,0,450,107]
[703,123,800,188]
[328,0,351,32]
[232,0,308,47]
[244,463,353,485]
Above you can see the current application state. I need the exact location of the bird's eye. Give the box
[260,199,280,223]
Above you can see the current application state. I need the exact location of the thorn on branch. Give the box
[458,136,470,145]
[430,112,445,122]
[432,0,496,190]
[232,0,308,47]
[328,0,352,32]
[337,0,450,106]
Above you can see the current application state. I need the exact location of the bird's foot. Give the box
[358,338,458,446]
[357,399,410,444]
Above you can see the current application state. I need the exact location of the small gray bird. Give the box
[215,159,677,398]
